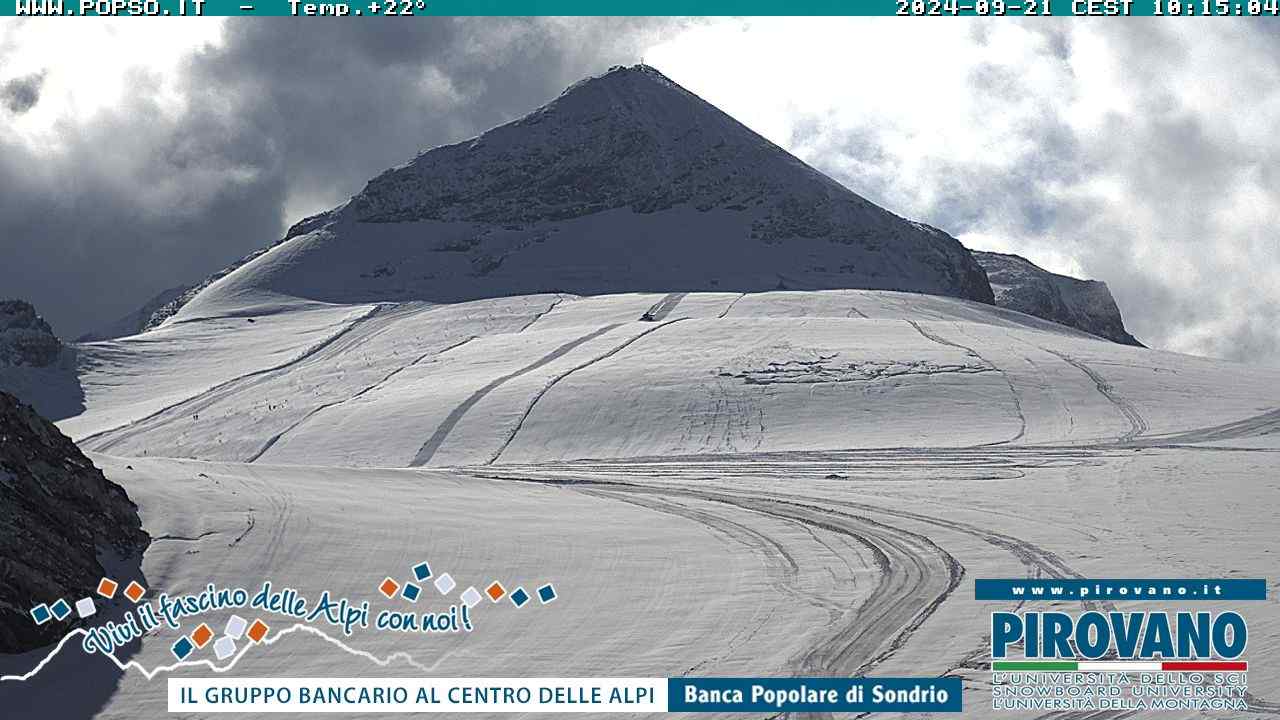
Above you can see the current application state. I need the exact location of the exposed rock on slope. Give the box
[0,391,149,653]
[973,251,1143,347]
[142,64,994,326]
[0,300,62,367]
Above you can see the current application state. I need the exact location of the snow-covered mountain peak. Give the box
[141,66,999,324]
[548,64,685,109]
[347,62,856,228]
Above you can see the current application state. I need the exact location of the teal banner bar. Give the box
[976,578,1269,601]
[8,0,1280,16]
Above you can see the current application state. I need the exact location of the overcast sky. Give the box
[1,19,1276,363]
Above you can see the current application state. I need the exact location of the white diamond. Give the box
[214,636,236,660]
[74,598,96,619]
[225,615,248,640]
[434,573,456,594]
[460,587,482,608]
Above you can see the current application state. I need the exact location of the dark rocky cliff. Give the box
[0,391,149,653]
[974,251,1142,346]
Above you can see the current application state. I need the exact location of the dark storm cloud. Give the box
[1,69,44,113]
[185,18,681,221]
[0,18,678,339]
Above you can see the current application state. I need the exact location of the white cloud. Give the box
[0,19,225,144]
[647,19,1280,363]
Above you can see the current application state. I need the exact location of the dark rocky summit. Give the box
[0,391,149,653]
[974,251,1143,346]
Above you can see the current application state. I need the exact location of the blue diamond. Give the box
[413,562,431,582]
[402,582,421,602]
[30,604,51,625]
[171,637,194,660]
[510,587,530,607]
[50,599,71,620]
[537,584,557,604]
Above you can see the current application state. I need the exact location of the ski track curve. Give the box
[491,452,1280,716]
[1131,406,1280,446]
[78,303,389,452]
[479,473,965,686]
[574,488,831,678]
[717,293,747,319]
[487,319,687,465]
[517,294,567,332]
[907,320,1027,445]
[245,334,479,463]
[1040,346,1148,443]
[641,292,687,321]
[410,323,623,466]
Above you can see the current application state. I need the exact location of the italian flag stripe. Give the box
[992,661,1079,670]
[992,660,1247,671]
[1163,661,1249,671]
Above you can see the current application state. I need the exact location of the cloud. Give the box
[0,18,678,339]
[649,19,1280,364]
[1,69,44,113]
[3,18,1276,366]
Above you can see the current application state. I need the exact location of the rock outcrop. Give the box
[973,251,1142,346]
[0,391,149,653]
[0,300,62,367]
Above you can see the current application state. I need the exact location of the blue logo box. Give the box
[668,677,962,713]
[49,599,71,620]
[171,637,194,660]
[537,584,556,604]
[30,604,51,625]
[413,562,431,582]
[975,578,1267,601]
[402,583,421,602]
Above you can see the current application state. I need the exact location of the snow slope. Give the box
[3,289,1276,720]
[66,289,1280,467]
[4,446,1276,719]
[61,302,380,442]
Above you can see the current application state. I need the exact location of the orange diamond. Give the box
[378,577,399,599]
[123,581,146,602]
[485,582,506,602]
[191,623,214,648]
[247,619,269,643]
[97,578,118,599]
